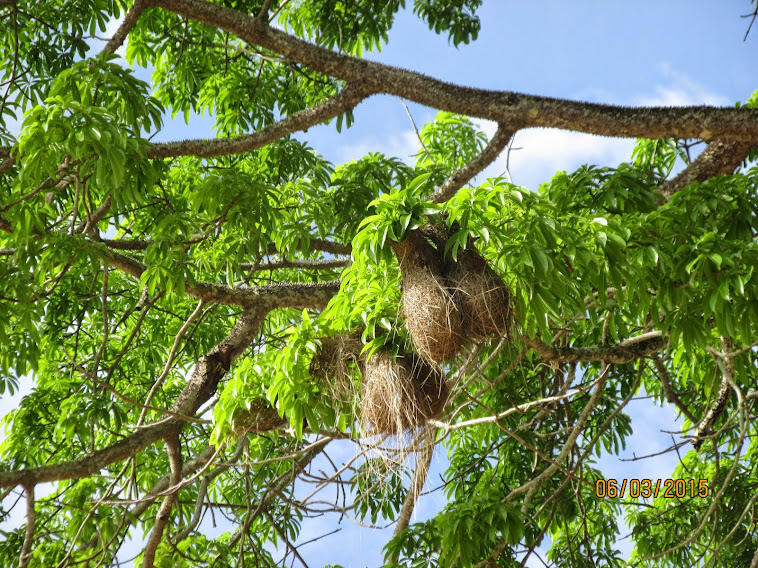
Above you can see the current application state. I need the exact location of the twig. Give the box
[505,363,610,501]
[401,100,436,165]
[264,508,311,568]
[429,123,514,203]
[743,5,758,41]
[138,299,208,426]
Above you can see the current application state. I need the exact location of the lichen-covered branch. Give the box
[101,246,341,308]
[148,83,371,159]
[148,0,758,142]
[660,139,753,198]
[241,257,352,271]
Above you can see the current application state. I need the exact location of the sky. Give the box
[1,1,756,566]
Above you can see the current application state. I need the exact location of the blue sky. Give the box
[0,1,755,566]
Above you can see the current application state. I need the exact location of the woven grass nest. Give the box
[360,348,448,435]
[391,231,464,363]
[309,335,363,405]
[447,246,513,340]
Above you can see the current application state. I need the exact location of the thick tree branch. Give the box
[523,332,665,364]
[101,246,340,308]
[241,257,352,271]
[660,139,753,198]
[102,0,148,55]
[18,484,35,568]
[149,0,758,142]
[429,124,514,203]
[98,236,351,255]
[142,434,182,568]
[694,339,737,450]
[0,308,264,489]
[148,83,370,159]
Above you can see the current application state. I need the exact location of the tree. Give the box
[1,0,757,566]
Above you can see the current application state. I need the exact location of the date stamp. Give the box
[595,478,709,499]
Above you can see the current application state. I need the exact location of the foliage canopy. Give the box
[1,1,758,567]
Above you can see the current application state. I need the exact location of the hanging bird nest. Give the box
[232,399,288,435]
[448,246,513,340]
[360,348,448,435]
[309,334,363,405]
[391,231,463,363]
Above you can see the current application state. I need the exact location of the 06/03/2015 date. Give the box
[595,478,709,499]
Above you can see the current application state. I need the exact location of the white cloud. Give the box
[475,121,635,190]
[472,68,731,190]
[636,63,730,107]
[336,129,421,165]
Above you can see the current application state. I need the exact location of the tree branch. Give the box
[149,0,758,142]
[694,339,737,450]
[98,236,351,255]
[102,0,148,55]
[506,365,609,502]
[0,308,264,489]
[142,434,182,568]
[241,257,352,271]
[523,332,665,364]
[659,139,753,198]
[225,442,328,549]
[652,355,698,424]
[130,445,218,519]
[147,83,370,159]
[18,484,35,568]
[429,124,514,203]
[101,246,341,308]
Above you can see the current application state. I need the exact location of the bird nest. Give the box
[448,246,513,340]
[309,334,363,405]
[392,232,463,363]
[360,348,448,435]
